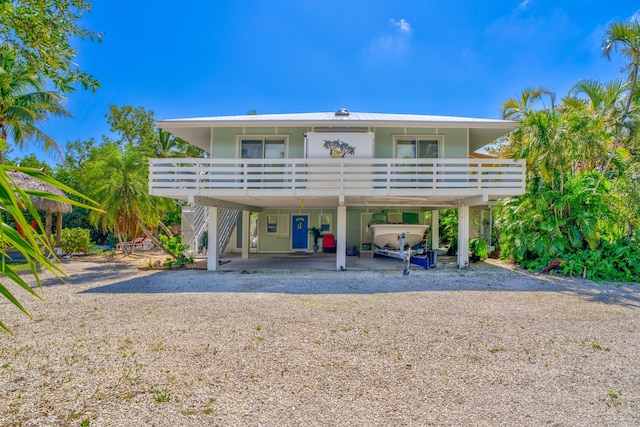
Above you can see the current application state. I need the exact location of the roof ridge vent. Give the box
[335,108,350,117]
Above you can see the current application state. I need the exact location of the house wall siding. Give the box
[208,126,472,159]
[245,207,427,253]
[440,128,468,158]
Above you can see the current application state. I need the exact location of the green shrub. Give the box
[469,238,489,259]
[159,234,187,261]
[59,228,92,255]
[520,234,640,282]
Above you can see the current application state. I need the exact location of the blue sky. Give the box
[28,1,640,164]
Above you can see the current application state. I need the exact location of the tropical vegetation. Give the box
[0,0,101,331]
[492,20,640,282]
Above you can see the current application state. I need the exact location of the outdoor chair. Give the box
[322,233,336,253]
[134,236,154,251]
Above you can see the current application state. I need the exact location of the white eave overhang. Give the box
[156,111,518,151]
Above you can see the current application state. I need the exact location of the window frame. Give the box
[319,214,332,233]
[264,213,290,237]
[237,135,289,159]
[393,135,443,159]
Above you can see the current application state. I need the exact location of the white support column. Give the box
[430,210,440,250]
[457,205,469,268]
[242,210,250,259]
[207,207,219,271]
[336,204,347,271]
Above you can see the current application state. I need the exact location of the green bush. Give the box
[159,234,187,260]
[60,228,92,255]
[520,234,640,282]
[469,238,489,259]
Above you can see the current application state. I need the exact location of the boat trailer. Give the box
[372,233,437,275]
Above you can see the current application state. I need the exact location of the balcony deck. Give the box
[149,158,526,208]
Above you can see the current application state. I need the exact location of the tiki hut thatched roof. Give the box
[7,170,72,213]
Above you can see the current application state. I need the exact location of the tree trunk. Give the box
[158,221,173,238]
[136,217,178,260]
[117,235,130,255]
[45,210,53,244]
[55,211,62,247]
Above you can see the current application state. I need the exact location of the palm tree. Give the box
[598,21,640,184]
[0,47,71,163]
[565,79,630,172]
[568,79,629,117]
[153,128,187,158]
[85,143,175,257]
[500,86,556,120]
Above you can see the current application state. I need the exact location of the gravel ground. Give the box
[0,257,639,426]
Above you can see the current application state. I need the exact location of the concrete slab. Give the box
[211,252,459,271]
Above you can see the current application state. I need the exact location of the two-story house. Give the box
[149,109,524,270]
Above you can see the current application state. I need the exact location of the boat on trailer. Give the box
[369,224,429,249]
[367,212,431,275]
[368,212,428,250]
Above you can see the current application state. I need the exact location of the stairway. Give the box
[181,205,240,257]
[216,208,241,257]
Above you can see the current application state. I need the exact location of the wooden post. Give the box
[55,211,63,248]
[45,210,53,245]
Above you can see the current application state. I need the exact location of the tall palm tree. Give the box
[85,143,175,257]
[598,21,640,184]
[0,47,71,163]
[566,79,630,172]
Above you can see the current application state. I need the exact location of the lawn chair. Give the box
[134,236,154,251]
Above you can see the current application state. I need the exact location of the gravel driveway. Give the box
[0,259,638,426]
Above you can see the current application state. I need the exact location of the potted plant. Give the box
[309,227,323,252]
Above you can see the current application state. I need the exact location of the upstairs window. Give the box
[395,138,440,159]
[241,138,286,159]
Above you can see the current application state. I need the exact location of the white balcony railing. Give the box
[149,158,526,199]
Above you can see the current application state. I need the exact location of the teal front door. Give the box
[292,215,308,250]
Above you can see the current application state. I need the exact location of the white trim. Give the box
[209,127,214,156]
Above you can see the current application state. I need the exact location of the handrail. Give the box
[149,158,526,196]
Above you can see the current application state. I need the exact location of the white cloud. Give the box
[631,9,640,23]
[518,0,531,9]
[389,18,412,33]
[365,18,413,61]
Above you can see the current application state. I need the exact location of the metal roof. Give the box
[158,111,516,129]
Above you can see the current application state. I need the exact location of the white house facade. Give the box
[149,110,524,270]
